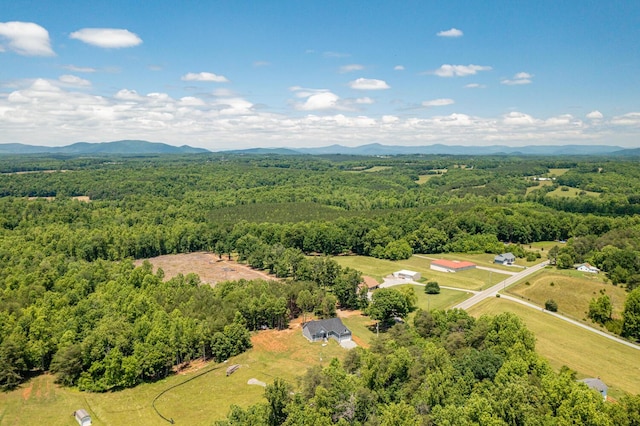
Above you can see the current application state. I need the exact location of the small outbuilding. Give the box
[494,252,516,265]
[302,318,352,343]
[430,259,476,273]
[359,275,380,291]
[576,263,600,274]
[392,270,421,280]
[73,409,92,426]
[579,378,608,401]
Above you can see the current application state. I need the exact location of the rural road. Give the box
[453,260,550,310]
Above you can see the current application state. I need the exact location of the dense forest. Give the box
[1,153,640,421]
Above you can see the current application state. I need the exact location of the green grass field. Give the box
[507,269,627,321]
[547,168,570,176]
[547,186,600,198]
[526,180,553,195]
[468,297,640,399]
[0,326,348,425]
[333,255,511,290]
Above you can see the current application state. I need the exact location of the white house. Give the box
[576,263,600,273]
[73,409,92,426]
[392,270,421,280]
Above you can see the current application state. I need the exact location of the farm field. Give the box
[546,186,600,198]
[0,320,349,425]
[507,269,627,321]
[134,252,274,286]
[547,168,570,176]
[468,297,640,398]
[526,179,553,194]
[334,255,510,290]
[397,284,471,317]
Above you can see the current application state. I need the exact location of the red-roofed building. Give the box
[430,259,476,273]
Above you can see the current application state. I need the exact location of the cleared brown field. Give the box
[134,252,275,286]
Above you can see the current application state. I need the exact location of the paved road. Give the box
[499,294,640,351]
[453,260,550,310]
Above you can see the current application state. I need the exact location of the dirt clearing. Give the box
[135,252,275,286]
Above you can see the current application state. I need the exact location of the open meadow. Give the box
[507,269,627,321]
[334,255,511,290]
[468,297,640,399]
[0,320,348,425]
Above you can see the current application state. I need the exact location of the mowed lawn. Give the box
[546,186,600,198]
[468,297,640,398]
[0,322,348,426]
[507,269,628,321]
[334,255,510,291]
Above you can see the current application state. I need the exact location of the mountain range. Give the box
[0,140,636,156]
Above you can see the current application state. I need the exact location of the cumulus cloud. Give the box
[181,72,229,83]
[432,64,492,77]
[437,28,463,37]
[291,87,341,111]
[1,78,638,149]
[502,72,533,85]
[340,64,364,73]
[348,78,390,90]
[422,98,455,107]
[586,110,603,120]
[0,21,54,56]
[355,97,374,104]
[323,51,350,58]
[58,75,91,87]
[465,83,486,89]
[69,28,142,48]
[394,65,405,71]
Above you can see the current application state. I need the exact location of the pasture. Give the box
[546,186,600,198]
[334,255,510,290]
[468,298,640,398]
[507,269,627,321]
[0,321,348,425]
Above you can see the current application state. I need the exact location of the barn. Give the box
[430,259,476,273]
[302,318,352,343]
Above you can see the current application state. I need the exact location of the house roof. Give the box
[577,263,599,270]
[580,378,608,392]
[395,269,419,276]
[303,318,350,336]
[431,259,476,269]
[361,275,380,289]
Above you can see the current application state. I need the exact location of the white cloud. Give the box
[437,28,463,37]
[355,97,374,104]
[586,110,603,120]
[253,61,270,67]
[0,21,54,56]
[465,83,486,89]
[212,88,235,97]
[181,72,229,83]
[432,64,492,77]
[501,72,533,85]
[340,64,364,73]
[69,28,142,48]
[348,78,390,90]
[58,75,91,87]
[422,98,455,107]
[1,78,638,149]
[64,65,97,73]
[394,65,405,71]
[297,92,340,111]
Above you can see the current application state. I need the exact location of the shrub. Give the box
[425,281,440,294]
[545,299,558,312]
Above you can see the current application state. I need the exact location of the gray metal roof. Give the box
[579,378,608,392]
[303,318,350,336]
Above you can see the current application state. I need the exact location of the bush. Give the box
[425,281,440,294]
[545,299,558,312]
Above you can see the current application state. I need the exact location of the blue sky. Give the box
[1,0,639,149]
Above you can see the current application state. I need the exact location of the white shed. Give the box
[73,409,92,426]
[392,270,421,280]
